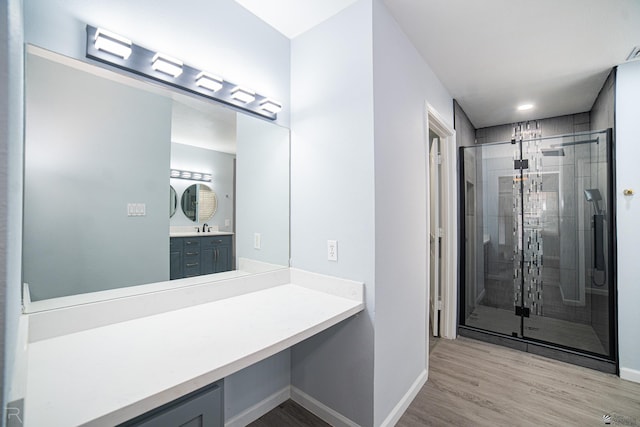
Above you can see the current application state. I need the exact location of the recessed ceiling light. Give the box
[517,104,534,111]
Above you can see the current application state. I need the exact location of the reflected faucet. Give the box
[202,223,209,232]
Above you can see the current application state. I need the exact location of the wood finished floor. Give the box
[249,337,640,426]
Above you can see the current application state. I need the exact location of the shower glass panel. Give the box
[460,129,614,360]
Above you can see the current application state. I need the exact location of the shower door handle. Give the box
[593,214,605,271]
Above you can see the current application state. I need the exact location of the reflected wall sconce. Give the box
[85,25,281,120]
[171,169,212,182]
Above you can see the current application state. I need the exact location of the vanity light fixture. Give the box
[170,169,212,182]
[196,72,224,92]
[85,25,281,120]
[260,99,282,114]
[152,53,184,77]
[230,87,256,104]
[94,28,132,59]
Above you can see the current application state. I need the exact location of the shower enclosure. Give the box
[459,129,616,373]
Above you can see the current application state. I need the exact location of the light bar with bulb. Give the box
[85,25,281,120]
[196,72,224,92]
[94,28,132,59]
[231,87,256,104]
[152,53,184,77]
[260,99,282,114]
[170,169,212,182]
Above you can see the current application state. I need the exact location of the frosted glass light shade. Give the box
[196,72,224,92]
[94,28,132,59]
[231,87,256,103]
[152,53,183,77]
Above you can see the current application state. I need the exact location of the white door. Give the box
[429,136,441,336]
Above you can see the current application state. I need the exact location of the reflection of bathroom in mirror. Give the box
[22,45,290,306]
[180,184,218,222]
[169,186,177,218]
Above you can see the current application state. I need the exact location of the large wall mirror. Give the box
[22,45,290,309]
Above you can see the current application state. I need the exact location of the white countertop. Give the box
[170,231,234,237]
[24,275,363,426]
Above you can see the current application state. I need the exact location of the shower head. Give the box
[585,189,604,216]
[541,148,565,156]
[584,189,602,202]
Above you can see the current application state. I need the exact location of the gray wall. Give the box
[290,2,375,425]
[476,112,591,144]
[23,54,171,300]
[454,100,476,148]
[1,0,24,420]
[590,70,615,131]
[170,143,235,232]
[236,114,290,267]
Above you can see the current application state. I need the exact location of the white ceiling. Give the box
[233,0,359,38]
[236,0,640,128]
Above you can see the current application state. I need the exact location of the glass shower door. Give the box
[460,129,613,361]
[521,131,612,357]
[462,140,521,337]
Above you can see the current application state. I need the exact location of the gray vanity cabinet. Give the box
[201,236,232,275]
[119,380,223,426]
[170,235,232,279]
[169,238,183,280]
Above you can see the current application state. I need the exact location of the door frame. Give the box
[426,103,457,339]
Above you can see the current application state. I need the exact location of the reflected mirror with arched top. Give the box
[170,185,177,218]
[181,183,217,222]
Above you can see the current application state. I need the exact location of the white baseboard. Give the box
[379,369,427,427]
[620,367,640,384]
[225,386,290,427]
[290,386,360,427]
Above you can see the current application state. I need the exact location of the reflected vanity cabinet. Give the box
[170,235,233,279]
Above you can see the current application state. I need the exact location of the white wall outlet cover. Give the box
[327,240,338,261]
[254,233,261,249]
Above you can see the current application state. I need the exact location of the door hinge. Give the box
[436,154,442,165]
[514,159,529,170]
[436,299,443,310]
[438,227,444,238]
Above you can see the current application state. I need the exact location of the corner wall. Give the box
[290,1,376,425]
[615,59,640,382]
[372,0,453,425]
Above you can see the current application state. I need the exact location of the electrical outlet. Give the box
[327,240,338,261]
[254,233,261,249]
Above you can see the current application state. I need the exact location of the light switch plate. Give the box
[254,233,261,249]
[225,219,230,227]
[327,240,338,261]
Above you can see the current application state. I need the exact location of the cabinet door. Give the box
[169,238,183,280]
[214,244,231,273]
[120,381,223,427]
[201,247,216,275]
